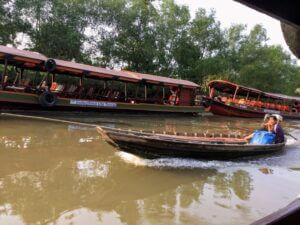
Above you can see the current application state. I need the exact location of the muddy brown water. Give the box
[0,112,299,225]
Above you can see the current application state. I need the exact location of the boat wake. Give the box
[116,151,245,169]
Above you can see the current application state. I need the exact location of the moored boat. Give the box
[206,80,300,119]
[96,126,285,159]
[0,45,203,114]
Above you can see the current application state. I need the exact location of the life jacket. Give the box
[50,82,58,91]
[169,94,179,105]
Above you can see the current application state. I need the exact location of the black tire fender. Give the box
[39,91,57,107]
[45,58,56,73]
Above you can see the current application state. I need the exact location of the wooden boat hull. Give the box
[209,100,300,120]
[0,90,203,114]
[251,197,300,225]
[97,127,285,159]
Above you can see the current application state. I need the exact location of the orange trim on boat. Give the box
[146,80,161,84]
[56,66,82,74]
[13,56,42,64]
[164,82,179,87]
[89,72,114,78]
[118,77,140,82]
[0,90,37,97]
[23,62,37,68]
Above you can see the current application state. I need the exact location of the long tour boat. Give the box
[0,45,203,114]
[207,80,300,119]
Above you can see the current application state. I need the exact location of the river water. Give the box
[0,112,299,225]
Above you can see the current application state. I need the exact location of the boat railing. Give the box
[103,126,244,139]
[219,97,298,113]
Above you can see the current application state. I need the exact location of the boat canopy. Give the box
[208,80,300,101]
[0,45,198,89]
[0,45,47,63]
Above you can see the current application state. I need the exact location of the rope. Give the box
[1,112,98,128]
[1,112,297,141]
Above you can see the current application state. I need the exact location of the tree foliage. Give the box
[0,0,299,95]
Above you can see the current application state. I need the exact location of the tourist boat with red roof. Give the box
[0,45,203,114]
[207,80,300,119]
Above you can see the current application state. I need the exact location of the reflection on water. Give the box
[0,113,299,225]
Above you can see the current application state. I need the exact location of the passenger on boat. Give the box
[1,75,8,88]
[169,88,179,105]
[244,114,285,144]
[39,81,49,91]
[221,96,227,103]
[238,98,245,105]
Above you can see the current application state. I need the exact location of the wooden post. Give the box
[233,86,239,99]
[46,73,49,86]
[258,94,261,101]
[20,68,24,85]
[124,83,127,98]
[52,73,56,83]
[33,71,38,86]
[144,85,147,100]
[246,91,250,100]
[135,85,138,98]
[80,74,84,86]
[1,57,8,88]
[163,87,165,99]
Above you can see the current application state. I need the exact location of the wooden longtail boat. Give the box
[96,126,285,159]
[206,80,300,119]
[0,45,203,114]
[251,196,300,225]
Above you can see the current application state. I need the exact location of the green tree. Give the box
[231,25,299,94]
[0,0,30,45]
[154,0,190,76]
[96,0,158,72]
[174,9,227,83]
[9,0,91,62]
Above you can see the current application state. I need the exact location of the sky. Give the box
[175,0,298,62]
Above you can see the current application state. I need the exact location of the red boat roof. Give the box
[265,92,300,101]
[0,45,198,88]
[54,59,138,82]
[208,80,300,101]
[121,70,198,88]
[0,45,47,62]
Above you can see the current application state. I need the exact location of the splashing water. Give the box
[116,151,248,169]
